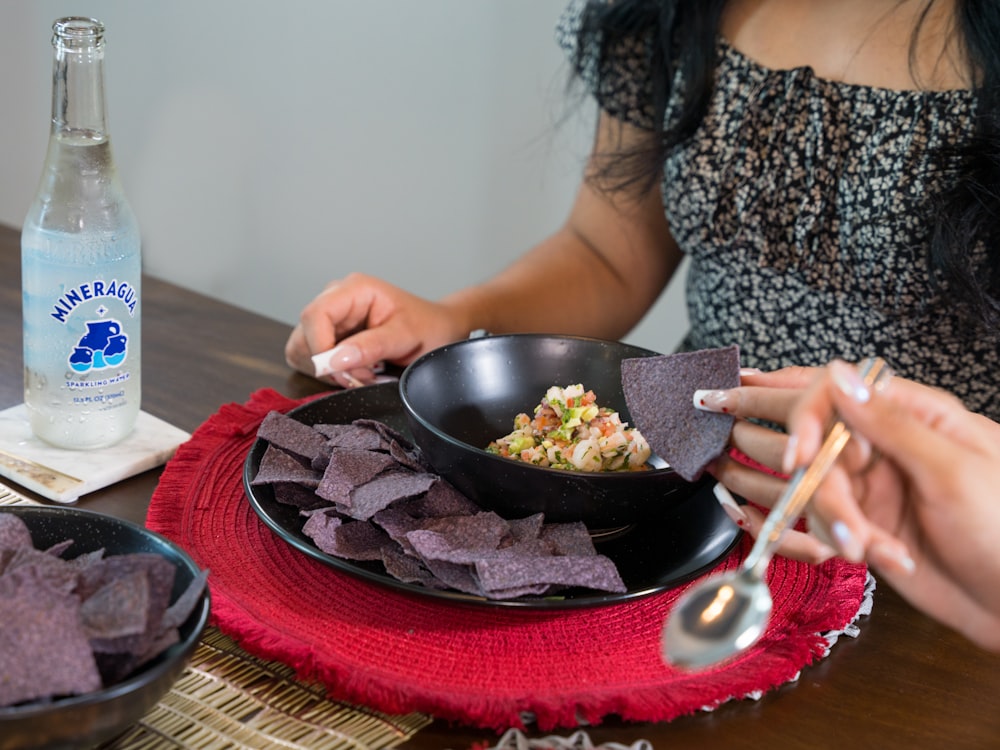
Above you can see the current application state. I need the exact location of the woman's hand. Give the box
[696,366,840,564]
[785,361,1000,652]
[284,273,469,389]
[698,360,1000,651]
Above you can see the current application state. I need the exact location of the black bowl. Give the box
[398,333,705,528]
[0,506,210,750]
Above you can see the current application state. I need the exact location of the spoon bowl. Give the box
[662,563,774,669]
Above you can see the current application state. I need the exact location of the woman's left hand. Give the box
[697,365,868,564]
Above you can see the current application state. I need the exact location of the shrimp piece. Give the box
[570,438,603,472]
[627,431,652,467]
[599,430,628,458]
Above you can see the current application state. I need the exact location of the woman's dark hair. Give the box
[573,0,1000,332]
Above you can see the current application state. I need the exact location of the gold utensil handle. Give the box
[0,447,83,497]
[745,357,892,575]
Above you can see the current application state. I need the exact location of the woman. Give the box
[285,0,1000,419]
[697,361,1000,653]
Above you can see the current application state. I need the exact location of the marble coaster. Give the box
[0,403,190,504]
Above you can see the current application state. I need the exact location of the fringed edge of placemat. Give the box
[469,728,654,750]
[99,627,432,750]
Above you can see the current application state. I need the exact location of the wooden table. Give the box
[2,222,998,750]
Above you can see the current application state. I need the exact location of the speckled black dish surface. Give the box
[243,381,741,609]
[0,506,210,750]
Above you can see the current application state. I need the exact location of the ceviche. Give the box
[487,384,652,472]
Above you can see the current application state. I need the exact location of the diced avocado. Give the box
[507,434,536,454]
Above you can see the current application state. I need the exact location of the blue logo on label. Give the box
[68,319,128,372]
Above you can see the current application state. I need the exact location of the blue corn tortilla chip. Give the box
[79,569,151,640]
[0,511,208,706]
[380,546,446,590]
[314,422,385,452]
[4,545,81,594]
[475,551,626,594]
[344,471,437,520]
[84,553,177,661]
[251,444,322,488]
[405,512,511,563]
[301,510,342,551]
[621,345,741,482]
[0,513,33,551]
[315,448,397,505]
[352,418,415,451]
[393,480,480,518]
[506,513,546,545]
[273,481,332,511]
[0,566,102,706]
[253,414,633,600]
[422,557,482,595]
[257,410,329,463]
[539,521,598,557]
[304,514,392,561]
[161,568,210,631]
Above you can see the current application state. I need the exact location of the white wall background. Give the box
[0,0,689,355]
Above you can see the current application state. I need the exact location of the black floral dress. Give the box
[557,1,1000,420]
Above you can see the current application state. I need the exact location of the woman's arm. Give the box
[285,113,682,387]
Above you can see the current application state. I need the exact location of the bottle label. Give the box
[48,277,138,374]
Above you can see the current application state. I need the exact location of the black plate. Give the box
[243,383,741,609]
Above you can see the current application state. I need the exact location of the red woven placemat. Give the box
[146,388,869,731]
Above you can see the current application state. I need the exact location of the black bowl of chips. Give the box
[398,334,708,529]
[0,506,210,750]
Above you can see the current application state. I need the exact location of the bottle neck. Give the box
[50,17,109,142]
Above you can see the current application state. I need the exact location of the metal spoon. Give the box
[661,357,891,670]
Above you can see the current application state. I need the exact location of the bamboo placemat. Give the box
[0,481,42,506]
[100,628,432,749]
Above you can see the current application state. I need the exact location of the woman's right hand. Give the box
[786,361,1000,652]
[284,272,470,389]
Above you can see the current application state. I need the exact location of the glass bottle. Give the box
[21,17,141,450]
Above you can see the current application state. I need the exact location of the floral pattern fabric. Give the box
[557,0,1000,420]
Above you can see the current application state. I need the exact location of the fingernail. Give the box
[713,483,749,527]
[806,509,835,548]
[871,541,916,575]
[311,344,362,377]
[739,367,761,378]
[831,520,864,561]
[831,361,870,404]
[782,434,799,474]
[693,389,736,413]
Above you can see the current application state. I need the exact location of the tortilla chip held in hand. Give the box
[621,345,741,482]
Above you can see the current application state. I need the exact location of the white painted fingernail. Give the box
[693,389,735,413]
[871,541,916,575]
[312,351,336,377]
[831,361,871,403]
[713,483,748,527]
[832,520,865,561]
[312,344,363,378]
[782,434,799,474]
